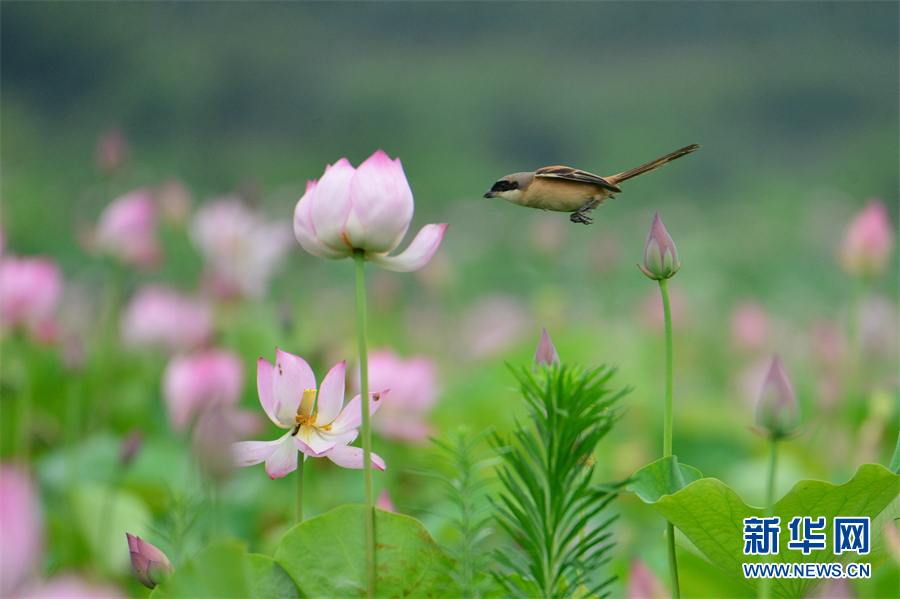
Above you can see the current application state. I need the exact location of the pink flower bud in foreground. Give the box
[0,466,44,597]
[94,189,161,268]
[0,255,64,340]
[754,355,800,438]
[839,199,894,279]
[126,534,173,589]
[638,212,681,280]
[162,349,245,433]
[355,350,438,443]
[294,150,448,272]
[120,285,212,353]
[534,327,560,369]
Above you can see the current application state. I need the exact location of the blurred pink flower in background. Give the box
[0,466,44,597]
[375,489,397,513]
[809,319,846,409]
[190,197,293,300]
[858,295,899,361]
[293,149,447,272]
[626,558,669,599]
[93,189,161,268]
[157,179,193,227]
[458,294,531,359]
[18,575,125,599]
[730,301,771,352]
[95,127,129,176]
[161,349,248,432]
[639,286,686,331]
[120,285,212,353]
[231,349,387,478]
[0,255,63,341]
[355,350,438,443]
[838,199,894,279]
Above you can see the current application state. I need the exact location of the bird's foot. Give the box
[570,211,593,225]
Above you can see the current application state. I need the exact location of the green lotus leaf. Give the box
[631,462,899,598]
[276,505,459,598]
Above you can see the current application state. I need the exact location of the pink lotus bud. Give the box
[638,212,681,280]
[96,127,129,176]
[190,197,293,299]
[0,255,64,339]
[293,150,447,272]
[94,189,161,269]
[355,350,438,443]
[754,355,800,437]
[0,466,44,597]
[534,327,560,368]
[839,200,894,279]
[162,349,245,433]
[120,285,212,353]
[126,533,173,589]
[376,489,397,513]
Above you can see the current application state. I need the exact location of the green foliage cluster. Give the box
[491,364,629,598]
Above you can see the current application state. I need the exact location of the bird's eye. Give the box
[491,180,517,192]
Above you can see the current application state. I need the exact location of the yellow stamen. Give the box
[297,389,317,418]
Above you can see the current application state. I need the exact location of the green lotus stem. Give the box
[353,249,375,599]
[296,459,305,524]
[658,278,680,599]
[759,437,779,599]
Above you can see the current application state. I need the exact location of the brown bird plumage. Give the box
[484,144,700,224]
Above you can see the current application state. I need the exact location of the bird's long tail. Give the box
[607,144,700,185]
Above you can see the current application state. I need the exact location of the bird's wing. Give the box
[534,166,622,193]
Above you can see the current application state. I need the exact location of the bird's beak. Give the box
[484,191,498,198]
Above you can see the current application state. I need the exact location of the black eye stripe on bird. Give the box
[483,144,700,225]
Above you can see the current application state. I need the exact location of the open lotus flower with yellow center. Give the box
[230,349,387,478]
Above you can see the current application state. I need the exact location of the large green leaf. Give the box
[72,483,153,574]
[630,461,900,598]
[275,505,459,598]
[151,539,300,599]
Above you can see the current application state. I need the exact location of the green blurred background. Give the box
[2,2,898,597]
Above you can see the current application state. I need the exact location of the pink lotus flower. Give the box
[534,328,560,368]
[839,199,894,279]
[638,212,681,280]
[126,534,173,589]
[0,466,44,597]
[0,255,63,340]
[754,355,800,438]
[294,150,447,272]
[162,349,246,432]
[231,349,387,478]
[94,189,161,268]
[120,285,212,353]
[190,197,293,299]
[356,350,438,443]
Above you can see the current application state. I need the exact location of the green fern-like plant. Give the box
[416,427,496,599]
[491,363,628,599]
